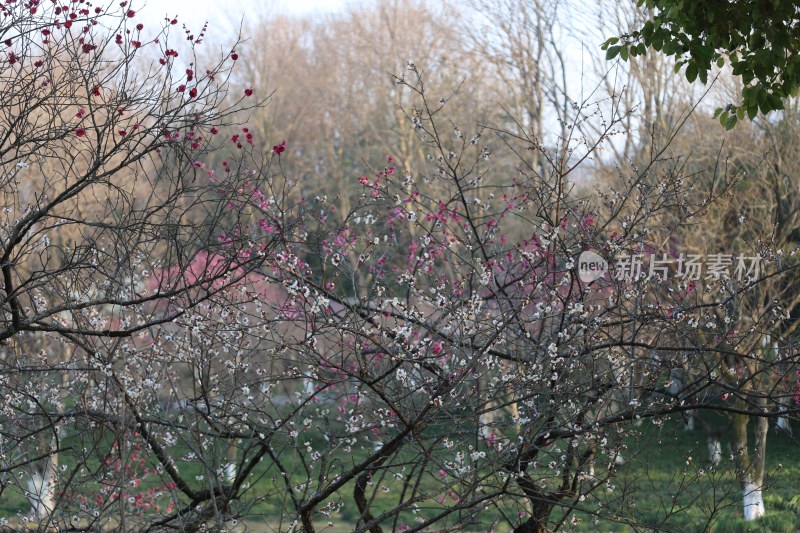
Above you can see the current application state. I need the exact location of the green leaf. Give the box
[606,46,621,60]
[716,57,725,68]
[695,45,713,63]
[736,106,745,121]
[724,115,738,130]
[747,105,759,120]
[642,22,654,41]
[652,34,663,52]
[620,46,629,61]
[719,111,729,127]
[686,62,698,83]
[699,67,708,84]
[713,107,723,119]
[767,92,785,111]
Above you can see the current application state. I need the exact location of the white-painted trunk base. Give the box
[777,416,792,433]
[707,439,722,466]
[26,471,55,520]
[684,412,695,431]
[302,378,315,397]
[479,411,495,442]
[742,482,765,521]
[224,463,236,483]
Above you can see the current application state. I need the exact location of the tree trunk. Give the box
[742,479,765,521]
[514,498,553,533]
[27,444,57,522]
[513,474,555,533]
[707,437,722,466]
[732,410,766,521]
[513,519,549,533]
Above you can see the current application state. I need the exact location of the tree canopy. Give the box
[604,0,800,128]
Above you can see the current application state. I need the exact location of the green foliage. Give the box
[602,0,800,124]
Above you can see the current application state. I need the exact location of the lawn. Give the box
[2,414,799,532]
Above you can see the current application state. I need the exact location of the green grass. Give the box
[2,414,799,532]
[551,415,800,532]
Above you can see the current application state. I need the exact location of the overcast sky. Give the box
[139,0,349,36]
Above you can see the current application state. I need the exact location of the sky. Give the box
[139,0,349,36]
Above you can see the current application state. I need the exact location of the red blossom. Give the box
[126,9,136,17]
[75,128,86,137]
[273,139,286,156]
[244,88,253,97]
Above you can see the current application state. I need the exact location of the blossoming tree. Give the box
[0,0,280,529]
[1,2,799,532]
